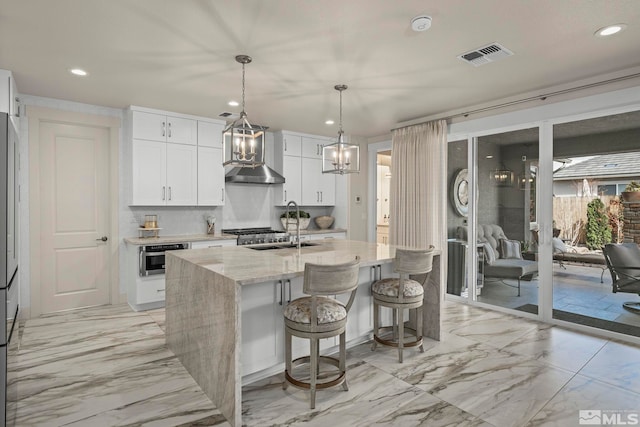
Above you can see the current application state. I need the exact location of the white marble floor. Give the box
[12,301,640,426]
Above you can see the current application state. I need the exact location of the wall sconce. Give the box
[518,174,535,190]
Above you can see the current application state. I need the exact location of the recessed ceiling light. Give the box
[594,23,626,37]
[228,100,239,107]
[69,68,88,76]
[325,120,334,125]
[486,155,494,159]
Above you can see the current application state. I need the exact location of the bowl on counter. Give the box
[314,215,334,229]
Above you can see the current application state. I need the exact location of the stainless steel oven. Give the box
[139,243,190,276]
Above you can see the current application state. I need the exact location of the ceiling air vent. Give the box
[458,43,514,67]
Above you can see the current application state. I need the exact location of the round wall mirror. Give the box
[452,169,469,217]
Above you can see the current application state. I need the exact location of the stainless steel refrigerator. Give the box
[1,112,19,427]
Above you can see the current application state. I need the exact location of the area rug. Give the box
[514,304,640,338]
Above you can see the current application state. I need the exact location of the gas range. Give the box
[222,227,290,246]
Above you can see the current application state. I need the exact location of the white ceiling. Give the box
[2,0,640,138]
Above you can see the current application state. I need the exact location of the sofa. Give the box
[457,224,538,296]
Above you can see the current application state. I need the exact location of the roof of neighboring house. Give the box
[553,152,640,181]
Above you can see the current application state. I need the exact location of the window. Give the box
[597,184,617,196]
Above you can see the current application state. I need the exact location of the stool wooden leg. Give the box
[417,306,424,353]
[398,308,404,363]
[283,328,291,390]
[393,308,398,341]
[371,300,379,351]
[310,337,318,409]
[340,331,348,391]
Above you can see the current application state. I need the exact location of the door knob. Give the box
[96,236,108,242]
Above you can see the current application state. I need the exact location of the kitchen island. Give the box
[165,239,442,427]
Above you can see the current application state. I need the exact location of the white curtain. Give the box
[389,120,447,249]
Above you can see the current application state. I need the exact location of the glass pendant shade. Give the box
[322,84,360,175]
[222,55,266,168]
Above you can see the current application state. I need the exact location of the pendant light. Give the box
[222,55,267,168]
[322,84,360,174]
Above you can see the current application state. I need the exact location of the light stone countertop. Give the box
[123,228,347,245]
[168,239,439,286]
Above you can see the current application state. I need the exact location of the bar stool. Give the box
[371,246,434,363]
[283,258,360,409]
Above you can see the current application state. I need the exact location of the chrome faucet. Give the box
[286,200,301,250]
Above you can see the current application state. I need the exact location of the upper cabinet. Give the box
[0,69,21,132]
[274,131,335,207]
[301,136,324,159]
[197,121,225,205]
[127,106,225,206]
[132,110,197,145]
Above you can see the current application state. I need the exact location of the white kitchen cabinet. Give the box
[190,239,236,249]
[131,139,197,206]
[0,69,20,132]
[132,110,197,145]
[301,136,325,159]
[281,133,302,156]
[274,132,302,206]
[197,120,224,148]
[241,276,336,377]
[306,232,346,241]
[197,146,225,205]
[301,157,336,206]
[197,121,226,205]
[275,131,336,207]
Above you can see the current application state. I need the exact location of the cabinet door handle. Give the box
[168,122,172,138]
[284,138,287,152]
[278,280,284,306]
[221,188,225,202]
[284,189,287,202]
[162,186,166,201]
[320,191,323,203]
[168,186,172,201]
[286,279,292,303]
[162,121,166,137]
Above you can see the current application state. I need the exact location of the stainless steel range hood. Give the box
[225,164,285,184]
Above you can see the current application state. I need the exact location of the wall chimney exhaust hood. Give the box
[225,164,285,184]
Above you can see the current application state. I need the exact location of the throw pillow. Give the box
[552,237,568,253]
[500,239,523,259]
[483,242,496,265]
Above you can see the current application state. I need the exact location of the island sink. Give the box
[247,241,319,250]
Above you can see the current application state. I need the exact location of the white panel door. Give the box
[282,133,302,156]
[132,139,166,205]
[39,121,111,313]
[319,170,336,205]
[166,143,197,205]
[198,146,225,205]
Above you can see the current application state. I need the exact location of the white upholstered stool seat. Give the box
[283,258,360,409]
[371,246,434,363]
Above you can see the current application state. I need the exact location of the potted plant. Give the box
[280,210,311,231]
[621,181,640,202]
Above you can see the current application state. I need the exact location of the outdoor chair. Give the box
[603,243,640,313]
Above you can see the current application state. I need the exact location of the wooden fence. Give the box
[553,195,619,245]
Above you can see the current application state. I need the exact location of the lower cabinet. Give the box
[190,239,236,249]
[240,263,392,379]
